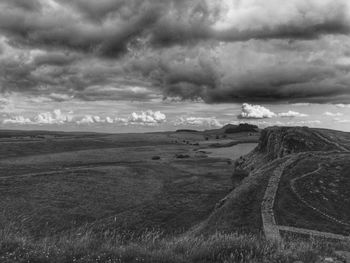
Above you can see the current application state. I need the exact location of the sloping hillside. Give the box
[0,127,349,262]
[243,126,340,169]
[192,126,350,239]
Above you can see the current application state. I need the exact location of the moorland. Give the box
[0,124,350,263]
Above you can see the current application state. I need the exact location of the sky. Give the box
[0,0,350,133]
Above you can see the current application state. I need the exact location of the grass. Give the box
[193,158,288,235]
[0,155,233,238]
[317,128,350,151]
[0,131,239,238]
[0,165,163,237]
[0,132,177,159]
[1,127,349,262]
[294,156,350,223]
[275,152,350,235]
[1,226,348,263]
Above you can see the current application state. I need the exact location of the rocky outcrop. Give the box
[256,126,338,161]
[238,126,341,175]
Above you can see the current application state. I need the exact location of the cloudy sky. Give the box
[0,0,350,132]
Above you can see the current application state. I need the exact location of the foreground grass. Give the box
[1,227,348,263]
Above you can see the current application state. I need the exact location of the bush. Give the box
[152,156,161,160]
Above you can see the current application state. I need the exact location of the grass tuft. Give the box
[1,226,349,263]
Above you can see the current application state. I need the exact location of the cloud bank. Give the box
[3,109,73,125]
[174,116,222,127]
[3,109,167,127]
[238,103,276,119]
[128,110,166,125]
[0,0,349,105]
[238,103,308,119]
[323,111,343,117]
[278,111,308,118]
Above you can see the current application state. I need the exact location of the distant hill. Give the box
[175,129,199,133]
[204,123,259,134]
[224,123,259,134]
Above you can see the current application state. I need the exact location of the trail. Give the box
[290,164,350,227]
[261,152,350,242]
[314,131,349,152]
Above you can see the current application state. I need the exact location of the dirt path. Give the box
[290,164,350,227]
[261,153,350,242]
[314,131,349,152]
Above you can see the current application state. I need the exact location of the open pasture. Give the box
[198,143,258,160]
[0,130,256,238]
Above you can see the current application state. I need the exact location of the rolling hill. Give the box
[0,126,349,262]
[193,126,350,241]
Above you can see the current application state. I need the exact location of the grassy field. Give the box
[1,127,350,262]
[275,152,350,235]
[198,143,257,160]
[294,156,350,223]
[317,128,350,151]
[192,158,288,236]
[1,226,349,263]
[0,130,259,240]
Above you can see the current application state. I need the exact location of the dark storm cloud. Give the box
[150,13,350,47]
[0,0,163,57]
[1,0,349,56]
[33,53,78,66]
[0,59,37,92]
[59,0,125,21]
[0,0,350,104]
[75,86,160,102]
[127,38,350,104]
[160,66,346,103]
[1,0,42,12]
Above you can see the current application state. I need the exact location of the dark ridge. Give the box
[175,129,199,133]
[224,123,259,134]
[256,126,338,160]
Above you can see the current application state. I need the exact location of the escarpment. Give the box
[242,126,339,171]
